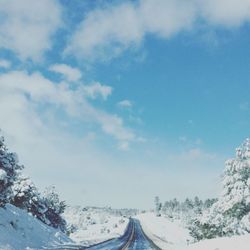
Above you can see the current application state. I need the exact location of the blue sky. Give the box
[0,0,250,208]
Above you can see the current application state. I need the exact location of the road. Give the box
[45,218,161,250]
[86,218,161,250]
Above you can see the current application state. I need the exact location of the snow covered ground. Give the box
[186,234,250,250]
[137,212,250,250]
[0,204,72,250]
[1,204,249,250]
[137,212,191,250]
[63,206,129,246]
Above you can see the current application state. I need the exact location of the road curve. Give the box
[86,218,161,250]
[45,218,161,250]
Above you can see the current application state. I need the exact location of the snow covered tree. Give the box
[0,133,67,232]
[193,196,203,214]
[11,175,47,220]
[154,196,162,216]
[42,186,67,232]
[203,198,218,209]
[190,138,250,240]
[12,181,67,232]
[0,135,23,206]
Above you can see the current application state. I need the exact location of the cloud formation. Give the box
[66,0,250,60]
[49,64,82,82]
[0,70,134,147]
[0,0,62,61]
[81,82,113,100]
[118,100,133,108]
[0,59,11,69]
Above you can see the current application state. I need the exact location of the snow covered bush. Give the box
[0,135,23,206]
[63,206,129,245]
[190,138,250,240]
[12,180,67,232]
[11,175,43,213]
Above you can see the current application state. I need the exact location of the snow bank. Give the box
[137,212,191,250]
[137,212,250,250]
[63,206,129,246]
[186,234,250,250]
[0,204,72,250]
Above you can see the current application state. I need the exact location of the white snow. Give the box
[137,212,250,250]
[0,204,72,250]
[186,234,250,250]
[137,212,191,250]
[0,168,7,180]
[63,206,129,246]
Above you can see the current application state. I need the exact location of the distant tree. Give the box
[193,196,203,214]
[203,198,217,209]
[154,196,162,216]
[184,198,194,210]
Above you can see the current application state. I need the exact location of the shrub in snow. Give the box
[0,135,23,206]
[12,178,67,232]
[190,138,250,240]
[11,175,44,214]
[119,218,125,224]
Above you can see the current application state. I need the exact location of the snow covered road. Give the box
[86,218,160,250]
[127,219,160,250]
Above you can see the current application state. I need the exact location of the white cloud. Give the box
[118,100,133,108]
[118,141,130,151]
[81,82,112,100]
[65,2,143,61]
[0,0,62,61]
[66,0,250,61]
[0,69,226,208]
[0,59,11,69]
[49,64,82,82]
[66,0,195,60]
[200,0,250,27]
[0,70,134,146]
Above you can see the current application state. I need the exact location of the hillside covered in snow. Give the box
[0,204,72,250]
[136,211,250,250]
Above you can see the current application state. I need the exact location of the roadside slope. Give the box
[186,234,250,250]
[0,204,72,250]
[137,212,191,250]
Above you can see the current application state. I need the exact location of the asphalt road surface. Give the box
[86,218,161,250]
[45,218,161,250]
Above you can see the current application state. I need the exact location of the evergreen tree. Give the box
[0,135,23,206]
[0,133,67,232]
[154,196,162,216]
[190,138,250,240]
[43,186,67,232]
[11,175,47,220]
